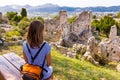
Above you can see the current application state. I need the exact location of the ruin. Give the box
[45,11,92,47]
[99,25,120,62]
[83,25,120,64]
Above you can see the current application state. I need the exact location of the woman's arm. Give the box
[23,51,28,63]
[46,52,51,66]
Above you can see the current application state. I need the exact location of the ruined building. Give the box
[84,25,120,64]
[44,11,92,47]
[99,25,120,62]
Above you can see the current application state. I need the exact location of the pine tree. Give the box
[20,8,27,18]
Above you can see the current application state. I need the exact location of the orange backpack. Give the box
[21,42,47,80]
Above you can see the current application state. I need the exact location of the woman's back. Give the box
[23,41,53,79]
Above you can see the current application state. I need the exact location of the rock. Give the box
[60,33,78,47]
[45,11,92,44]
[98,25,120,63]
[3,42,8,47]
[52,43,69,55]
[116,64,120,72]
[73,44,86,55]
[66,52,76,58]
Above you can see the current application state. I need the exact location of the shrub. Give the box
[68,16,77,24]
[5,31,20,37]
[92,16,116,37]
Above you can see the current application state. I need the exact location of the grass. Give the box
[1,45,120,80]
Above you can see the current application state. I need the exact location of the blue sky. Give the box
[0,0,120,7]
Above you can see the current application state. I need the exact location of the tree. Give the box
[37,16,44,24]
[30,16,44,24]
[18,17,30,35]
[12,15,22,25]
[20,8,27,18]
[100,16,116,35]
[92,16,116,37]
[12,15,21,22]
[6,11,18,20]
[92,15,97,19]
[92,19,100,31]
[68,16,77,24]
[116,11,120,18]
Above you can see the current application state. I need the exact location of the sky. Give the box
[0,0,120,7]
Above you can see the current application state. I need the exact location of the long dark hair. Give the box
[27,20,44,48]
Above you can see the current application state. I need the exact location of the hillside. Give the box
[52,48,120,80]
[0,46,120,80]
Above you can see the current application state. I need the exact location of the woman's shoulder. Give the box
[44,41,51,47]
[44,41,50,45]
[23,40,27,45]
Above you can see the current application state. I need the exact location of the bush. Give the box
[6,11,18,20]
[30,16,44,24]
[5,31,20,37]
[92,16,116,37]
[68,16,77,24]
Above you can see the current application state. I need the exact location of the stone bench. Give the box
[0,52,25,80]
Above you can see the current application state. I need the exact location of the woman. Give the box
[22,20,53,80]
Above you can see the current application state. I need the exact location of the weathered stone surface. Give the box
[83,36,100,65]
[44,11,93,45]
[109,25,117,42]
[66,52,76,58]
[98,25,120,63]
[73,43,86,55]
[60,33,79,47]
[116,64,120,72]
[51,42,69,55]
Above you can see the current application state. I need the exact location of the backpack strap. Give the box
[26,42,48,72]
[26,42,46,63]
[33,42,46,61]
[26,43,33,62]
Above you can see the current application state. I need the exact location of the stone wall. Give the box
[84,25,120,64]
[99,26,120,62]
[60,11,93,47]
[44,11,93,47]
[71,11,92,35]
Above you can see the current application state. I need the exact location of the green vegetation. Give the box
[92,16,116,37]
[20,8,27,18]
[116,11,120,18]
[1,46,120,80]
[92,15,97,19]
[6,11,18,21]
[6,8,27,25]
[18,17,30,35]
[68,16,77,24]
[3,8,45,41]
[5,30,20,37]
[30,16,44,24]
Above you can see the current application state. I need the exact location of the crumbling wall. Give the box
[84,25,120,65]
[44,11,93,46]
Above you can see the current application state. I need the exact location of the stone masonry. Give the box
[99,25,120,62]
[84,25,120,64]
[44,11,92,47]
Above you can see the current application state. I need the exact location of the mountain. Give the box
[0,3,120,14]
